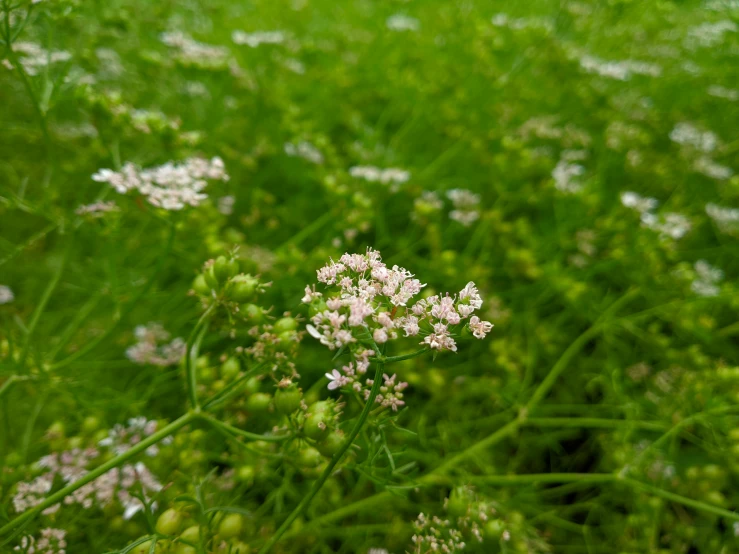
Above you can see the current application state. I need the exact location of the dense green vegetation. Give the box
[1,0,738,552]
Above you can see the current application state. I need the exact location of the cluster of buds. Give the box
[411,513,467,553]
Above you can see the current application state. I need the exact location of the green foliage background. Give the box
[1,0,738,552]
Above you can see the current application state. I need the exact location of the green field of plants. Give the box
[1,0,738,552]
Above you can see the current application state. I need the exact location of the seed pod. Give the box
[218,513,244,539]
[297,446,323,468]
[156,508,183,535]
[220,357,241,380]
[274,384,302,415]
[228,274,260,302]
[316,430,345,457]
[192,274,211,295]
[246,392,272,412]
[303,411,330,440]
[273,316,298,334]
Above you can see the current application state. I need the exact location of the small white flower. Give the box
[0,285,14,304]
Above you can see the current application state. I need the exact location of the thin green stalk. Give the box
[469,473,615,486]
[525,417,667,432]
[0,411,197,537]
[199,413,289,443]
[621,477,739,521]
[50,221,176,370]
[258,362,386,554]
[18,238,72,369]
[201,363,266,411]
[372,348,428,364]
[185,304,215,411]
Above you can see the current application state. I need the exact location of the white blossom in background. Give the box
[232,30,286,47]
[160,31,231,69]
[98,417,172,456]
[413,191,444,220]
[93,157,228,211]
[621,191,659,214]
[75,201,119,217]
[579,55,661,80]
[706,203,739,235]
[13,444,162,520]
[14,528,67,554]
[708,85,739,101]
[285,141,324,164]
[0,285,14,304]
[126,322,186,366]
[447,189,481,226]
[386,14,420,32]
[684,20,737,49]
[552,158,585,193]
[4,42,71,75]
[350,166,410,188]
[218,195,236,215]
[691,260,723,297]
[694,157,733,180]
[491,13,553,31]
[640,212,691,240]
[669,122,719,153]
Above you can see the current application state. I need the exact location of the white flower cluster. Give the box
[669,122,718,153]
[125,322,186,366]
[552,158,585,193]
[14,447,161,520]
[349,166,411,189]
[706,203,739,235]
[160,31,231,70]
[284,141,324,164]
[93,157,228,211]
[75,201,119,217]
[491,13,553,31]
[694,157,733,181]
[386,14,421,32]
[14,528,66,554]
[691,260,723,297]
[684,20,737,49]
[708,85,739,101]
[5,42,71,76]
[621,192,691,240]
[98,417,171,456]
[411,513,467,554]
[447,189,481,226]
[305,249,492,356]
[0,285,14,304]
[579,55,661,81]
[326,368,409,411]
[232,30,286,47]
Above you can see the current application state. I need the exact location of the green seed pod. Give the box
[303,411,330,440]
[246,392,272,412]
[236,465,255,484]
[308,400,333,415]
[241,304,266,323]
[218,513,244,539]
[81,416,101,434]
[192,274,211,295]
[274,384,302,415]
[273,317,298,334]
[228,274,260,302]
[156,508,183,535]
[132,540,159,554]
[204,264,220,289]
[446,486,474,518]
[316,430,345,457]
[179,525,201,543]
[221,357,241,380]
[230,541,250,554]
[297,446,323,468]
[213,256,239,284]
[484,519,505,540]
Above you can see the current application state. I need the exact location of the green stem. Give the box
[18,238,72,369]
[372,348,428,364]
[525,417,667,432]
[258,362,385,554]
[0,411,197,537]
[469,473,615,486]
[49,221,176,370]
[199,413,289,443]
[201,363,266,411]
[185,304,215,411]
